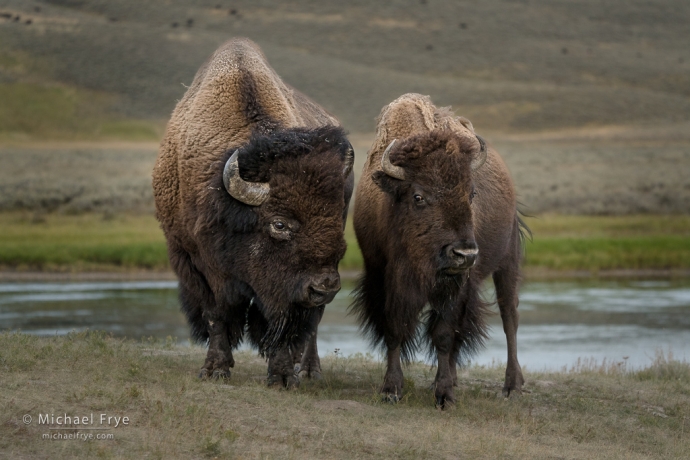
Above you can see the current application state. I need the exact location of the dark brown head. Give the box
[210,126,353,313]
[372,130,486,284]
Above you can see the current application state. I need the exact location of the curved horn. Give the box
[342,142,355,178]
[223,149,270,206]
[471,134,488,171]
[380,139,405,180]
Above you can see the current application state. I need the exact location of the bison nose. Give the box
[305,273,341,307]
[446,241,478,269]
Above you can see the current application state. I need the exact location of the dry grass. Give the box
[1,331,688,458]
[0,143,158,214]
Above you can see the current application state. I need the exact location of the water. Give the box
[1,279,689,370]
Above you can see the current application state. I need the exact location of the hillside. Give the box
[1,0,689,136]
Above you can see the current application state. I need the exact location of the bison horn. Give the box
[342,142,355,178]
[380,139,405,180]
[223,149,270,206]
[471,134,488,171]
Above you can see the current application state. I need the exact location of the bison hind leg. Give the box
[493,264,524,397]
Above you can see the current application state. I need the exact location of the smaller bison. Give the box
[152,38,354,387]
[352,94,527,407]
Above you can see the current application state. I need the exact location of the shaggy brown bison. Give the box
[152,38,354,387]
[352,94,527,407]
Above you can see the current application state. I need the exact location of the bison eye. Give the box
[413,194,425,204]
[269,220,293,241]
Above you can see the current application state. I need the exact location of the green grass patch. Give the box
[0,82,162,141]
[340,218,363,270]
[0,213,688,272]
[523,215,690,271]
[0,213,169,270]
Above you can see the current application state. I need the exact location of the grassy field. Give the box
[1,331,688,458]
[524,215,690,271]
[0,212,688,274]
[0,213,168,271]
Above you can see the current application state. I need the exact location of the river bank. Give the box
[2,268,690,283]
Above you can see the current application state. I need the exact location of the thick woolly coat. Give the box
[152,38,353,350]
[353,93,523,360]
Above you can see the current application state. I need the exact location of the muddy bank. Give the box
[2,268,688,283]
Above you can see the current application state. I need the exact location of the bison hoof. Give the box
[502,385,522,398]
[502,369,524,398]
[382,393,400,404]
[434,384,456,410]
[267,373,300,389]
[298,369,322,381]
[435,394,455,410]
[198,368,231,380]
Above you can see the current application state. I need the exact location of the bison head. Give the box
[372,130,486,285]
[210,126,352,315]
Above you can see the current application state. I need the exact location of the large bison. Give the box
[352,94,527,407]
[152,38,354,387]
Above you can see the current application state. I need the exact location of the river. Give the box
[1,279,688,370]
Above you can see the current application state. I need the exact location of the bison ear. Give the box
[372,170,403,197]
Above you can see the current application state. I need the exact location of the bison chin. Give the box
[252,269,341,313]
[248,272,340,356]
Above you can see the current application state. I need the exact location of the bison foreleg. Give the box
[381,342,404,402]
[199,312,234,380]
[493,268,524,397]
[298,305,325,380]
[430,321,456,409]
[267,345,299,389]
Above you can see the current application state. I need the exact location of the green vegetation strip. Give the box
[0,213,688,272]
[1,331,688,458]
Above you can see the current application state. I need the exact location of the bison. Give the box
[352,94,527,407]
[152,38,354,387]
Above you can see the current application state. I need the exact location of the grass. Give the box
[0,212,688,273]
[0,331,688,458]
[0,213,168,271]
[0,82,162,142]
[524,215,690,271]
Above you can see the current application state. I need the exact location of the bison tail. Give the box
[517,206,533,255]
